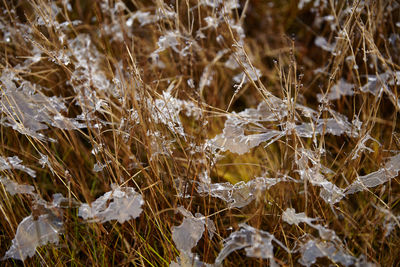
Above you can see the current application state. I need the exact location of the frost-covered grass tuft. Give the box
[1,0,400,266]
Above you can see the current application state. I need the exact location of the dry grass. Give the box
[0,0,400,266]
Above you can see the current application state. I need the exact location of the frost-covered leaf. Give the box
[78,186,144,223]
[2,214,63,261]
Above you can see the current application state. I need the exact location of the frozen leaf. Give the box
[0,177,35,195]
[215,224,288,266]
[2,214,63,261]
[78,186,144,223]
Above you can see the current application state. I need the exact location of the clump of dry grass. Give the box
[0,0,399,266]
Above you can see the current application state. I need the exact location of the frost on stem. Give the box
[78,186,144,223]
[214,224,288,266]
[2,214,63,261]
[170,207,215,267]
[0,156,36,178]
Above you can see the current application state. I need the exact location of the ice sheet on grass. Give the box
[172,206,216,252]
[170,207,215,267]
[297,149,345,204]
[298,239,355,267]
[38,152,55,174]
[2,213,63,261]
[78,186,144,223]
[215,224,289,266]
[208,97,359,155]
[282,208,339,241]
[350,134,378,160]
[345,153,400,195]
[377,206,400,237]
[314,36,336,53]
[0,156,36,178]
[147,89,203,138]
[0,69,86,140]
[170,251,213,267]
[317,79,354,101]
[0,177,35,195]
[208,99,287,155]
[283,208,374,266]
[197,177,288,208]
